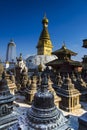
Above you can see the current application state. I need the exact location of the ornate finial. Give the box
[42,13,48,28]
[20,53,22,57]
[41,73,48,85]
[40,73,48,92]
[62,42,66,49]
[19,53,22,60]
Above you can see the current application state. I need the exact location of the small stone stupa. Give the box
[74,74,87,101]
[0,72,17,129]
[48,75,61,107]
[25,75,37,104]
[2,70,17,94]
[57,74,81,112]
[27,74,72,130]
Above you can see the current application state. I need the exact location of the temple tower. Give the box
[47,44,82,75]
[6,39,16,62]
[36,15,53,55]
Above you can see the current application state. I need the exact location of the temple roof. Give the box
[52,44,77,56]
[46,59,82,67]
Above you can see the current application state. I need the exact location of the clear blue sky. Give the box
[0,0,87,61]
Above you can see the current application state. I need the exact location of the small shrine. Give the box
[2,70,17,94]
[46,44,82,75]
[0,72,17,129]
[48,75,61,107]
[74,75,87,101]
[57,74,81,112]
[15,53,28,90]
[53,73,63,90]
[20,67,28,91]
[25,75,37,104]
[27,74,72,130]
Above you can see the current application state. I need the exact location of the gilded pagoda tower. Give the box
[36,15,53,55]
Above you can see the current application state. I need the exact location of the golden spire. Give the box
[36,14,53,55]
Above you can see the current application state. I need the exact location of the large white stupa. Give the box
[26,15,57,70]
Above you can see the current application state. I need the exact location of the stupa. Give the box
[2,70,17,94]
[15,53,28,90]
[57,74,81,112]
[20,67,28,90]
[25,75,37,104]
[53,73,63,90]
[0,72,17,129]
[27,74,72,130]
[26,15,57,71]
[47,75,61,107]
[6,39,16,70]
[74,75,87,101]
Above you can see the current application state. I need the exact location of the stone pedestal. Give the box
[0,112,18,130]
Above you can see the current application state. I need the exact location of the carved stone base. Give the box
[0,112,18,130]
